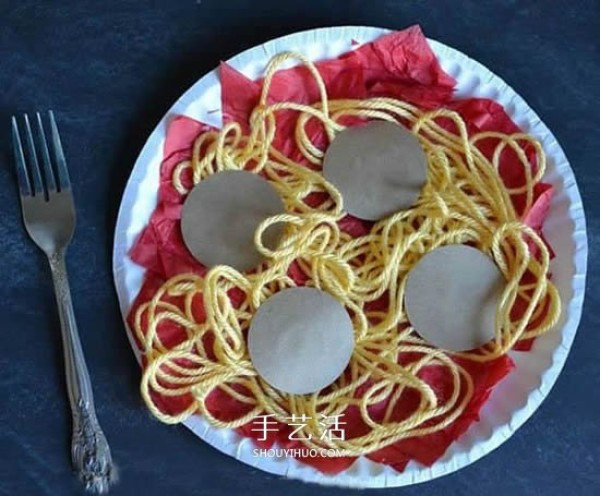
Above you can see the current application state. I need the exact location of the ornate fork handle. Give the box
[49,251,116,493]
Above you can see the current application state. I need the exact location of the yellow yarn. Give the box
[133,52,561,454]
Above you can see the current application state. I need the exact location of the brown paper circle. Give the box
[248,287,354,395]
[323,120,427,221]
[404,245,504,352]
[180,170,285,272]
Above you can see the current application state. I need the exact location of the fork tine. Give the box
[23,114,45,197]
[36,112,57,193]
[11,116,32,196]
[48,111,70,191]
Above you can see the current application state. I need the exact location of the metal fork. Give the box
[12,112,116,493]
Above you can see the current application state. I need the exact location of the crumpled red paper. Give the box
[128,25,552,473]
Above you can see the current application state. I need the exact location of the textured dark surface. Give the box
[0,1,598,495]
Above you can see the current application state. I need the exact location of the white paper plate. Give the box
[112,26,588,487]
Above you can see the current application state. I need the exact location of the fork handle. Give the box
[48,252,116,493]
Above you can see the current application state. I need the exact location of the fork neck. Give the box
[48,249,67,269]
[48,250,69,296]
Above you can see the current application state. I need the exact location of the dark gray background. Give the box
[0,1,598,495]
